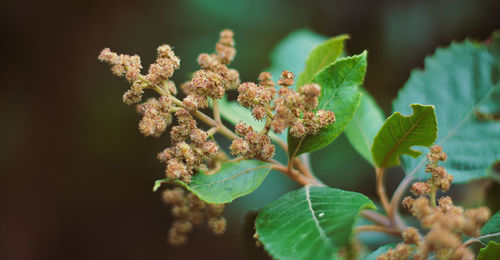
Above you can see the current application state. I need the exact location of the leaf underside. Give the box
[393,36,500,182]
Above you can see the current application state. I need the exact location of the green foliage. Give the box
[481,210,500,244]
[288,52,367,157]
[255,186,375,260]
[371,104,437,169]
[363,244,397,260]
[296,34,349,87]
[393,39,500,182]
[154,160,272,203]
[267,29,328,79]
[477,241,500,260]
[345,89,385,166]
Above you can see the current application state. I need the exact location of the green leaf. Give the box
[267,29,328,80]
[217,96,285,141]
[255,186,375,260]
[477,241,500,260]
[153,160,272,204]
[363,244,397,260]
[371,104,437,169]
[480,210,500,244]
[288,52,367,157]
[393,38,500,182]
[345,89,385,165]
[296,34,349,87]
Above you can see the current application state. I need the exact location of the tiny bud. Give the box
[277,70,295,87]
[235,123,253,136]
[229,138,249,156]
[252,106,267,120]
[299,83,321,97]
[208,217,227,235]
[402,227,420,245]
[411,182,431,196]
[162,187,185,205]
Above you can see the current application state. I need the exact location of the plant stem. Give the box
[212,99,222,124]
[429,184,437,207]
[354,225,401,237]
[270,159,324,187]
[271,163,311,186]
[462,232,500,247]
[389,173,414,220]
[361,210,392,227]
[375,167,392,218]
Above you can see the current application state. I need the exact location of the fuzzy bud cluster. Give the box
[162,187,226,246]
[229,123,275,160]
[146,44,181,85]
[236,70,335,137]
[136,97,173,137]
[237,80,274,120]
[99,45,180,106]
[157,109,219,183]
[410,145,453,195]
[182,29,240,110]
[383,146,492,260]
[273,71,335,137]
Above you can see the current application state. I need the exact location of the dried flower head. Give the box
[162,187,226,246]
[389,146,492,259]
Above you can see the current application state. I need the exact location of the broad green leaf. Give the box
[267,29,328,80]
[296,34,349,87]
[480,210,500,244]
[363,244,397,260]
[393,38,500,182]
[345,89,385,165]
[153,160,272,204]
[217,96,285,141]
[371,104,437,169]
[255,186,375,260]
[477,241,500,260]
[288,52,367,157]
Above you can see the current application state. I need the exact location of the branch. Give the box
[354,225,401,237]
[361,210,392,227]
[270,159,324,187]
[463,232,500,247]
[375,167,391,218]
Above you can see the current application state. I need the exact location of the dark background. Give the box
[1,0,499,259]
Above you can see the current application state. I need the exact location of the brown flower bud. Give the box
[402,227,420,245]
[277,70,295,87]
[208,217,226,235]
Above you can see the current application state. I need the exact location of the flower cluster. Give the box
[136,97,173,137]
[229,123,275,160]
[157,109,219,183]
[236,72,276,120]
[162,187,226,246]
[236,70,335,138]
[181,29,240,110]
[273,72,335,137]
[378,146,491,260]
[98,44,180,106]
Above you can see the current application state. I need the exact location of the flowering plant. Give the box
[99,29,500,259]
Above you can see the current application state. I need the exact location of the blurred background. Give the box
[1,0,500,259]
